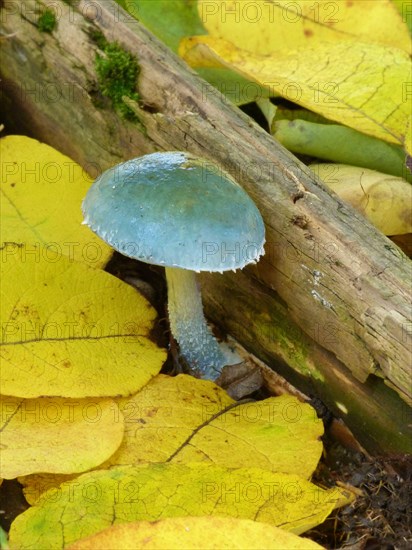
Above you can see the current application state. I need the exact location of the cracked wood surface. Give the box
[1,0,410,453]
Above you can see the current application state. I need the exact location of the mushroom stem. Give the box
[165,266,227,379]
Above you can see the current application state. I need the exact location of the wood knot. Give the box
[291,215,309,229]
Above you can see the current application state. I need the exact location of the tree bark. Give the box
[1,0,411,453]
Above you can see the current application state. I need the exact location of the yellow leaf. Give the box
[19,374,324,503]
[0,396,124,479]
[198,0,411,54]
[310,163,412,235]
[10,463,353,548]
[19,473,75,505]
[107,374,234,462]
[108,374,323,474]
[406,115,412,156]
[180,37,410,148]
[67,516,323,549]
[0,136,112,268]
[0,245,166,398]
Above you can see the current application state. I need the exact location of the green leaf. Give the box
[118,0,268,104]
[274,120,410,181]
[10,463,353,548]
[119,0,205,53]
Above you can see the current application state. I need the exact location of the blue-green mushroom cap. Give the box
[82,152,265,272]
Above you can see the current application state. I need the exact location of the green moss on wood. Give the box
[255,313,325,382]
[92,31,141,122]
[37,9,57,33]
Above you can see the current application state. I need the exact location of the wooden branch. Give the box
[1,0,411,453]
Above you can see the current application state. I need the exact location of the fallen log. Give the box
[1,0,411,453]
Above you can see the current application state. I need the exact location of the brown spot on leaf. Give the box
[11,304,40,321]
[304,29,313,37]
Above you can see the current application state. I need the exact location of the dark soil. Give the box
[307,444,412,549]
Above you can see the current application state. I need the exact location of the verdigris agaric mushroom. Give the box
[82,152,265,379]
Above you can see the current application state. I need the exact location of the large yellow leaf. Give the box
[198,0,411,54]
[0,396,124,479]
[108,374,323,476]
[19,374,323,503]
[0,136,112,268]
[10,463,352,549]
[310,163,412,235]
[68,516,323,549]
[0,245,166,398]
[180,37,411,150]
